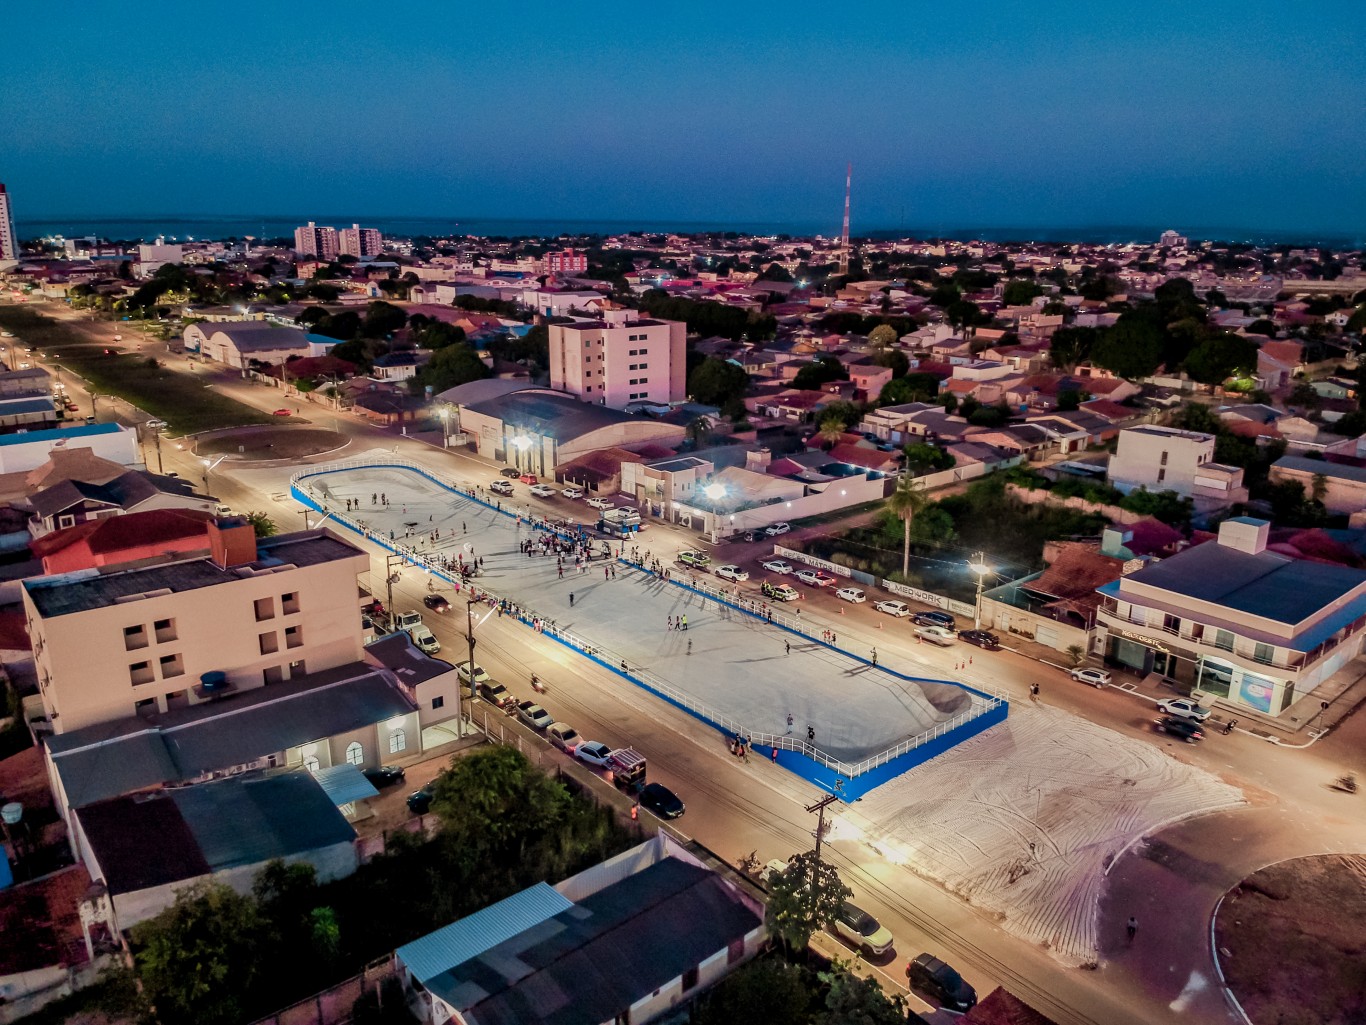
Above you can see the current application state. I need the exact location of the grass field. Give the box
[0,305,275,434]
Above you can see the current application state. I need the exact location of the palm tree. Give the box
[685,415,711,448]
[817,416,846,450]
[887,476,929,578]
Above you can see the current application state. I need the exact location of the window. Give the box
[345,742,363,765]
[154,618,176,643]
[303,754,320,771]
[288,659,306,676]
[58,514,76,528]
[389,728,407,754]
[1213,629,1235,651]
[1253,641,1275,665]
[263,665,285,684]
[432,695,445,710]
[129,661,154,686]
[158,653,184,678]
[254,597,275,621]
[124,625,148,651]
[1156,468,1166,483]
[1163,614,1181,634]
[259,631,279,655]
[285,625,303,649]
[281,592,300,615]
[1160,451,1169,466]
[134,696,157,717]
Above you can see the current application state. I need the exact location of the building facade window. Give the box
[259,632,279,655]
[129,661,154,686]
[254,597,275,621]
[389,728,407,754]
[124,625,148,651]
[432,695,445,710]
[285,625,303,649]
[1253,641,1275,665]
[345,742,363,765]
[1213,629,1235,651]
[154,618,176,643]
[158,653,184,679]
[281,592,300,615]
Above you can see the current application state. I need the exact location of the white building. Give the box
[548,309,686,409]
[0,182,17,263]
[0,423,140,475]
[1107,425,1248,510]
[135,240,184,277]
[339,223,383,259]
[294,221,339,260]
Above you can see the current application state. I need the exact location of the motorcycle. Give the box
[530,674,546,694]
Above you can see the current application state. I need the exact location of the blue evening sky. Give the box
[5,1,1364,234]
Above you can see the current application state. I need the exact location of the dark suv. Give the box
[912,610,956,631]
[1153,716,1204,743]
[906,953,977,1012]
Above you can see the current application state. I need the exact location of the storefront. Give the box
[1104,628,1198,687]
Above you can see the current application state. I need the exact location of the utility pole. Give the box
[384,553,405,632]
[462,599,479,738]
[805,780,844,906]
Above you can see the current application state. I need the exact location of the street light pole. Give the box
[463,599,479,738]
[969,552,991,630]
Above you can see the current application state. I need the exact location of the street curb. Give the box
[1209,892,1255,1025]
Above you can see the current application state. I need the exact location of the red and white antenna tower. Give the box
[837,163,852,275]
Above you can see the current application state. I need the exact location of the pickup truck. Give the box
[394,610,424,632]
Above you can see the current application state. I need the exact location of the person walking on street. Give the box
[687,639,692,655]
[1126,916,1138,943]
[786,713,794,734]
[785,640,791,655]
[682,614,688,631]
[1030,683,1040,704]
[569,593,575,607]
[871,647,878,667]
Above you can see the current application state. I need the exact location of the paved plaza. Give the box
[297,463,989,767]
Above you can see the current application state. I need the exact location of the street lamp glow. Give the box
[704,483,727,501]
[510,436,531,451]
[968,554,991,629]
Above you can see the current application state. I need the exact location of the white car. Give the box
[144,418,167,430]
[1070,667,1112,688]
[760,559,793,575]
[835,587,865,603]
[795,568,835,587]
[585,497,613,510]
[528,484,555,498]
[489,479,514,496]
[716,565,749,582]
[1158,697,1213,722]
[765,522,792,536]
[456,661,490,684]
[873,600,912,617]
[915,625,957,646]
[561,486,584,499]
[575,740,614,767]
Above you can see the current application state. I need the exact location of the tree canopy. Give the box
[410,344,491,394]
[792,356,848,391]
[688,357,750,407]
[1002,279,1045,306]
[764,851,851,952]
[1091,314,1165,380]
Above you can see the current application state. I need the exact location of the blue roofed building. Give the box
[0,422,139,474]
[1095,517,1366,717]
[395,834,765,1025]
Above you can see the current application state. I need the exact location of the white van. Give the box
[408,624,441,655]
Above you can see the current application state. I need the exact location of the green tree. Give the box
[887,476,930,578]
[685,416,712,448]
[967,402,1011,427]
[694,958,812,1025]
[361,301,407,339]
[1182,333,1259,385]
[867,324,898,349]
[1246,319,1278,337]
[245,511,278,537]
[817,963,907,1025]
[765,851,851,953]
[412,344,492,394]
[133,882,262,1025]
[1002,279,1044,306]
[871,346,909,377]
[1092,315,1165,380]
[817,415,847,449]
[688,357,750,407]
[903,443,954,475]
[792,357,848,391]
[878,373,937,406]
[1118,489,1193,527]
[945,299,988,329]
[1049,326,1098,371]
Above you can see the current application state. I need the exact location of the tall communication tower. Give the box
[837,163,851,275]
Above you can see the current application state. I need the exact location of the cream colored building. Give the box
[23,523,371,734]
[548,309,687,409]
[1108,425,1249,510]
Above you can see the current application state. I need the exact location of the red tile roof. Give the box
[31,508,215,560]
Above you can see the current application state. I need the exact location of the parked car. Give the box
[915,625,957,646]
[363,765,405,787]
[760,558,793,574]
[547,722,580,753]
[575,740,614,767]
[144,418,167,430]
[490,479,514,495]
[561,486,584,499]
[517,701,554,731]
[500,466,521,477]
[456,661,490,684]
[478,681,517,709]
[529,483,555,498]
[423,594,451,613]
[765,522,792,536]
[835,587,866,603]
[1071,667,1112,688]
[832,901,894,957]
[761,581,801,602]
[873,599,912,617]
[716,564,749,582]
[906,953,977,1012]
[272,408,292,416]
[518,473,539,484]
[960,629,1001,650]
[1153,716,1205,743]
[678,550,711,568]
[1158,697,1213,722]
[795,568,835,587]
[638,782,685,819]
[912,610,957,631]
[406,788,433,815]
[586,497,613,510]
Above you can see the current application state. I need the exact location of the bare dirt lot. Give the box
[197,427,347,460]
[1215,853,1366,1025]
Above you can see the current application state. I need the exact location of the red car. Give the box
[272,408,292,416]
[518,473,539,484]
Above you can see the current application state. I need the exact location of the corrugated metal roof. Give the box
[396,883,573,985]
[311,762,379,806]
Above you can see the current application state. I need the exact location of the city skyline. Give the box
[5,2,1364,236]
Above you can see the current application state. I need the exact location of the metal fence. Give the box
[291,458,1007,781]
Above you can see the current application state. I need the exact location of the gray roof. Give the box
[28,469,181,518]
[1123,541,1366,627]
[436,858,761,1024]
[24,529,364,618]
[438,378,545,407]
[1274,455,1366,485]
[364,632,456,685]
[464,391,656,442]
[208,323,310,352]
[47,663,413,809]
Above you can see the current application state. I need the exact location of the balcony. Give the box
[1097,602,1310,672]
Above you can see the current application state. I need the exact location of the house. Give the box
[979,540,1130,652]
[547,310,687,409]
[1095,517,1366,717]
[1270,456,1366,515]
[363,633,465,746]
[395,834,764,1025]
[1107,425,1249,511]
[29,507,221,573]
[26,471,215,539]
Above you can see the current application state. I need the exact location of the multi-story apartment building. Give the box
[293,221,339,260]
[1095,517,1366,718]
[339,223,383,258]
[548,309,686,410]
[543,248,588,275]
[23,522,371,733]
[0,182,18,262]
[1107,425,1248,511]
